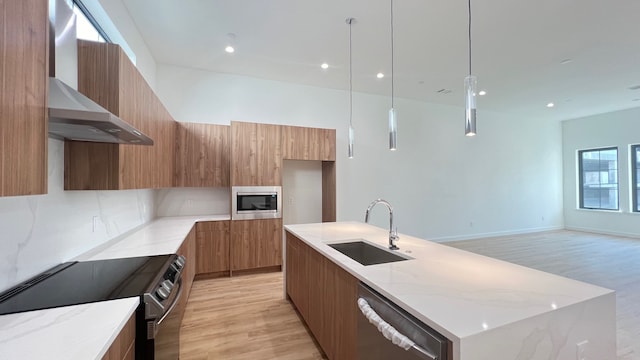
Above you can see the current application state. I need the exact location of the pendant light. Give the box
[464,0,477,136]
[389,0,398,150]
[347,18,356,158]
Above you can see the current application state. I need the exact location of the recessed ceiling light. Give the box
[560,59,573,65]
[321,63,329,70]
[376,72,384,79]
[547,102,555,108]
[478,90,486,96]
[225,45,235,53]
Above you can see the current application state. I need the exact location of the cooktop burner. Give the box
[0,255,174,316]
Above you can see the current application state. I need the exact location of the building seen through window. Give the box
[578,148,619,210]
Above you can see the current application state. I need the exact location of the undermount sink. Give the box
[328,240,410,266]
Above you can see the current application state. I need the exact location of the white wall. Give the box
[156,188,230,217]
[156,64,564,241]
[282,160,323,225]
[562,107,640,237]
[0,140,155,292]
[0,0,160,292]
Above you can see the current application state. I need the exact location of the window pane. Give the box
[634,146,640,212]
[579,148,618,210]
[73,4,105,42]
[600,189,618,210]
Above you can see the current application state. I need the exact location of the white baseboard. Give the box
[429,225,565,243]
[564,226,640,239]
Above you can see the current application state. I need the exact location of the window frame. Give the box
[72,0,111,43]
[632,144,640,213]
[578,147,619,211]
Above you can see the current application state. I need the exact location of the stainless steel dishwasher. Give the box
[357,283,451,360]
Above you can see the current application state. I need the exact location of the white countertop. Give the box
[76,215,230,261]
[1,215,228,359]
[0,297,139,359]
[284,222,614,342]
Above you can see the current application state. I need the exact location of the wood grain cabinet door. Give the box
[281,126,336,161]
[195,221,230,274]
[285,232,358,360]
[0,0,48,197]
[230,121,282,186]
[66,40,175,190]
[231,218,282,271]
[175,123,230,187]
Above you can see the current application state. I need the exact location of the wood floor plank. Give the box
[446,230,640,360]
[180,272,326,360]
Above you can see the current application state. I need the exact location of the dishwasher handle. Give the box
[357,298,438,360]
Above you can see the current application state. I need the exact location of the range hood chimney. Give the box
[47,0,153,145]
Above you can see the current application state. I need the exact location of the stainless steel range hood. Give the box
[48,78,153,145]
[47,0,153,145]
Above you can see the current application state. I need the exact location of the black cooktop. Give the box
[0,255,173,316]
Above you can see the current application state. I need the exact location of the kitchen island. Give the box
[284,222,616,360]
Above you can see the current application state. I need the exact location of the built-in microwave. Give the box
[231,186,282,220]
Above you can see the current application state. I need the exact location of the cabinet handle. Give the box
[357,298,437,360]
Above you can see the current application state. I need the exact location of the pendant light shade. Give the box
[348,124,355,158]
[346,17,356,159]
[464,0,477,136]
[464,75,477,136]
[388,0,397,150]
[389,108,397,150]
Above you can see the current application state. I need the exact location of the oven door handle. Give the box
[157,277,183,326]
[357,298,438,360]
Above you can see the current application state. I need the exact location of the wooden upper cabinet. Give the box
[175,122,230,187]
[281,125,336,161]
[0,0,48,197]
[64,40,175,190]
[231,121,282,186]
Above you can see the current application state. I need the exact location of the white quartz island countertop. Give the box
[285,222,617,360]
[0,215,229,359]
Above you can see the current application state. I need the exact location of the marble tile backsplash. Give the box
[0,139,155,292]
[155,187,230,217]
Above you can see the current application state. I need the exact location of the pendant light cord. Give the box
[468,0,472,76]
[348,19,353,128]
[391,0,395,108]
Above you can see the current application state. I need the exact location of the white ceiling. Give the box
[123,0,640,121]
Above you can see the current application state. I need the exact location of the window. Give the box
[72,1,110,43]
[633,145,640,212]
[578,147,619,210]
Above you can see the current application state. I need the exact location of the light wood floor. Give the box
[179,272,326,360]
[446,230,640,360]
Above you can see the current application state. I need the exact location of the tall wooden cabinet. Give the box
[0,0,48,197]
[64,40,175,190]
[230,121,282,186]
[286,232,358,359]
[175,122,230,187]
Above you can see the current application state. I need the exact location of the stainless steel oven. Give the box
[232,186,282,220]
[0,254,186,360]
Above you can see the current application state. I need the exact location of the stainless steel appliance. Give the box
[358,283,451,360]
[0,254,186,359]
[48,0,153,145]
[232,186,282,220]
